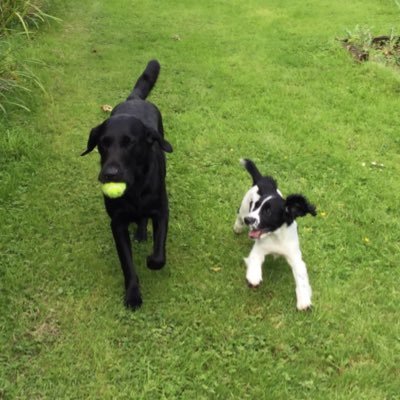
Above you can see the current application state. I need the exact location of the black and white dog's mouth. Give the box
[248,229,269,239]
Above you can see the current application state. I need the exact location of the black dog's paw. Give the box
[125,285,143,310]
[146,255,166,270]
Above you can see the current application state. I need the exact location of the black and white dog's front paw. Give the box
[296,287,312,311]
[246,273,263,288]
[233,217,245,234]
[125,284,143,310]
[245,257,263,288]
[296,300,312,311]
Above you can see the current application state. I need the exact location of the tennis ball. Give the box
[101,182,127,198]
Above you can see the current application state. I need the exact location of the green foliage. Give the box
[0,41,45,112]
[344,26,400,67]
[344,25,373,50]
[0,0,60,37]
[0,1,59,113]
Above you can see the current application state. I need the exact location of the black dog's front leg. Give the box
[111,219,142,309]
[147,211,168,270]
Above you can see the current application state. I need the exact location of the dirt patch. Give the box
[341,27,400,67]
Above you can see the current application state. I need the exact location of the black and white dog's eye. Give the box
[263,206,272,216]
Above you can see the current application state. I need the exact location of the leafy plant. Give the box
[344,26,400,67]
[0,1,58,113]
[0,0,60,38]
[0,42,46,113]
[344,25,373,51]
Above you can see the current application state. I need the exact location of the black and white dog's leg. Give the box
[111,218,142,309]
[233,212,245,234]
[234,198,249,234]
[147,211,168,270]
[285,251,312,311]
[244,244,265,288]
[234,186,257,234]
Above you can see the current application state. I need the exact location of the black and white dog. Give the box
[81,60,173,309]
[234,159,316,310]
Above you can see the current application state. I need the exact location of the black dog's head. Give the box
[244,177,316,239]
[81,116,172,185]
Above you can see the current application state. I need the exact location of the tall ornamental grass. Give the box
[0,0,58,37]
[0,1,58,113]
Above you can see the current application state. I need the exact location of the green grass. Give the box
[0,0,57,113]
[0,0,58,36]
[1,0,400,398]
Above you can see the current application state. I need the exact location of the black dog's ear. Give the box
[81,122,106,156]
[146,128,173,153]
[285,194,317,221]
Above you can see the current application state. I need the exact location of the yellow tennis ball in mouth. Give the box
[101,182,127,198]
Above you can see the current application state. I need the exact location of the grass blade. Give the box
[14,11,31,38]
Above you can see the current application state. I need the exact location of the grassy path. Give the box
[1,0,399,398]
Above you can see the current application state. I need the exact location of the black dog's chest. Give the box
[105,191,162,221]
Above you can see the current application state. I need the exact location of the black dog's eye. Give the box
[100,136,112,148]
[120,135,135,147]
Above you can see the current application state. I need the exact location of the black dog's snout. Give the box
[101,165,121,182]
[244,217,256,226]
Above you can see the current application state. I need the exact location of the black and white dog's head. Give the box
[240,159,316,239]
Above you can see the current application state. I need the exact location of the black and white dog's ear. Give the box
[285,194,317,221]
[81,121,106,156]
[146,128,173,153]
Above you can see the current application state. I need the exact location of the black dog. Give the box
[81,60,173,309]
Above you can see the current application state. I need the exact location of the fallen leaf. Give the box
[370,161,384,168]
[101,104,113,113]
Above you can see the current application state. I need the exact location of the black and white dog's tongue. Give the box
[249,230,263,239]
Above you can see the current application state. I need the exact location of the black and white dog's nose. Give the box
[244,217,256,226]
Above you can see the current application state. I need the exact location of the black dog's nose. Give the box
[101,165,121,181]
[244,217,256,226]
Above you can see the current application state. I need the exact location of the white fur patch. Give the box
[244,256,263,286]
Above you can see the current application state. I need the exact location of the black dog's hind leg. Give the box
[147,117,168,270]
[111,218,142,309]
[147,212,168,270]
[134,218,148,242]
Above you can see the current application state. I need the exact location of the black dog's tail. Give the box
[128,60,160,100]
[240,159,263,185]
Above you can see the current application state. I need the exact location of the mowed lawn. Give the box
[1,0,399,398]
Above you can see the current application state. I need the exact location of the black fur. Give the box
[242,159,316,235]
[242,158,278,195]
[82,60,173,309]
